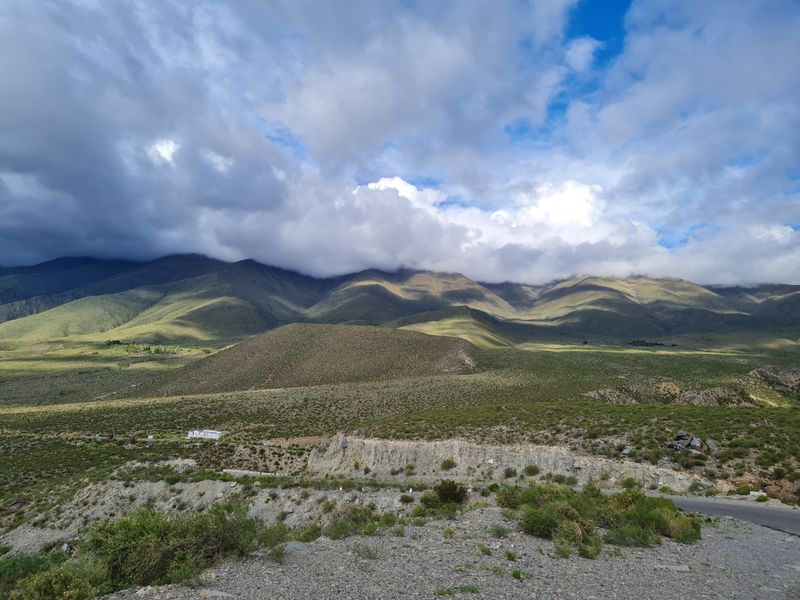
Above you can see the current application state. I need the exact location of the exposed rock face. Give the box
[588,384,752,406]
[308,434,707,492]
[749,366,800,398]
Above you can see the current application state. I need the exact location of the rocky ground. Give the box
[104,508,800,600]
[3,449,799,599]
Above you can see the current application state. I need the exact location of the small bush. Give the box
[440,459,457,471]
[258,522,289,548]
[399,494,414,504]
[495,486,520,509]
[520,506,559,538]
[291,523,322,543]
[554,539,571,558]
[523,465,541,476]
[488,524,510,538]
[10,566,94,600]
[351,543,378,560]
[0,550,68,597]
[267,544,286,564]
[434,588,454,596]
[553,520,583,546]
[434,480,467,505]
[420,492,441,509]
[603,524,659,547]
[622,477,641,490]
[323,505,376,540]
[503,467,518,479]
[578,535,602,559]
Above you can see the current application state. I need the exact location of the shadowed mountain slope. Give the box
[143,323,478,395]
[0,255,798,346]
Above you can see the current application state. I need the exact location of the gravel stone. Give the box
[103,506,800,599]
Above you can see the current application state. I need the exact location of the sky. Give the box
[1,0,799,285]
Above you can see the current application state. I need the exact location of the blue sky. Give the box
[0,0,798,284]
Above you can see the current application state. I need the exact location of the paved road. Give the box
[669,495,800,535]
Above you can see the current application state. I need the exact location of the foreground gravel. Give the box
[106,507,800,600]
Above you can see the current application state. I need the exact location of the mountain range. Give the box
[0,254,798,347]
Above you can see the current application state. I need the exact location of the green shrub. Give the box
[267,544,286,564]
[578,535,602,559]
[80,498,259,588]
[622,477,641,490]
[488,524,510,538]
[434,588,454,596]
[10,566,94,600]
[603,524,659,547]
[399,494,414,504]
[658,510,701,543]
[440,459,457,471]
[434,480,467,505]
[523,465,541,476]
[553,520,583,546]
[291,523,322,543]
[510,483,700,555]
[495,486,520,509]
[258,522,289,548]
[322,505,376,540]
[554,539,572,558]
[520,506,559,538]
[503,467,518,479]
[420,492,441,509]
[0,550,68,597]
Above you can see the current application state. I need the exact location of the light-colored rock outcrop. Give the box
[309,434,707,492]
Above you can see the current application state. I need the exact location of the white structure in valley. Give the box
[187,429,228,441]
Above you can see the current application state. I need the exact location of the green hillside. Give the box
[0,289,160,341]
[143,323,478,395]
[0,254,798,347]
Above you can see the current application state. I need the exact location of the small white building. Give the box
[187,429,228,441]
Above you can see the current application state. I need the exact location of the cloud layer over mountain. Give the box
[1,0,798,284]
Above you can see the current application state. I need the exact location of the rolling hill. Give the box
[142,323,478,395]
[0,254,798,346]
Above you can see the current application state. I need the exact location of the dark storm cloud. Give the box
[0,0,798,284]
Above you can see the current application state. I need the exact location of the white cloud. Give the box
[147,139,180,165]
[565,36,600,71]
[367,177,446,211]
[203,150,233,173]
[1,0,799,285]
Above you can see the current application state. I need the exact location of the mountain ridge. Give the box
[0,254,798,345]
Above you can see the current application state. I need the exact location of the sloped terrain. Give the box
[145,323,478,396]
[0,254,799,346]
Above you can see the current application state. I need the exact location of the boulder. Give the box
[666,438,688,450]
[285,541,311,556]
[705,439,719,453]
